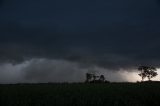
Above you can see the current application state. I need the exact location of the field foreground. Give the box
[0,82,160,106]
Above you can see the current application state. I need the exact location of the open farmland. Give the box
[0,82,160,106]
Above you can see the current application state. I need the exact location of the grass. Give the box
[0,82,160,106]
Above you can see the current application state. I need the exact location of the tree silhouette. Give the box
[85,73,106,83]
[93,74,99,82]
[138,66,158,81]
[99,75,105,82]
[86,73,92,82]
[138,66,148,81]
[145,67,158,81]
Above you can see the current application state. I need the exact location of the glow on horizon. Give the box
[123,68,160,82]
[153,68,160,81]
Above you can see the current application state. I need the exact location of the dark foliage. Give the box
[85,73,107,83]
[0,83,160,106]
[138,66,158,81]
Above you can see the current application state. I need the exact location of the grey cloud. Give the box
[22,59,87,83]
[0,58,142,83]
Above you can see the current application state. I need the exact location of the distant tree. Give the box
[99,75,105,82]
[146,67,158,81]
[85,73,107,83]
[93,74,100,82]
[86,73,92,83]
[138,66,148,81]
[138,66,158,81]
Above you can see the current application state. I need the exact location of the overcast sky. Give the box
[0,0,160,83]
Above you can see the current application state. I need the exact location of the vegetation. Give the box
[85,73,107,83]
[1,83,160,106]
[138,66,158,81]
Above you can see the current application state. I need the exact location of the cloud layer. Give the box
[0,58,144,83]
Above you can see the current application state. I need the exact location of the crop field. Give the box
[0,82,160,106]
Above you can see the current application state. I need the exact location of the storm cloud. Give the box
[0,58,142,83]
[0,0,160,83]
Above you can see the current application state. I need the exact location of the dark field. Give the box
[0,83,160,106]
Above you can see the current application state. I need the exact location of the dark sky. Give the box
[0,0,160,83]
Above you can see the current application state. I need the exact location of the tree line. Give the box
[85,73,108,83]
[85,66,158,83]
